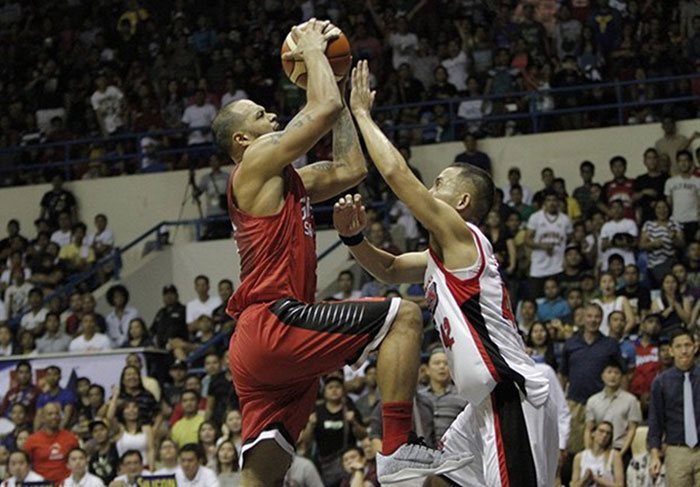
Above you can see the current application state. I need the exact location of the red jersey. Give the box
[604,177,635,219]
[629,339,659,396]
[226,166,317,319]
[24,429,79,483]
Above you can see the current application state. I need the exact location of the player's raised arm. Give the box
[349,61,467,243]
[333,194,427,284]
[214,20,343,190]
[298,86,368,203]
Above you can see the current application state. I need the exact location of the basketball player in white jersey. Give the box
[334,61,559,486]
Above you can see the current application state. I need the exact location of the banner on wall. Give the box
[0,348,167,393]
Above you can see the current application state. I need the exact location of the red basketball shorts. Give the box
[228,296,401,466]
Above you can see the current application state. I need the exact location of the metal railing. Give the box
[1,73,698,186]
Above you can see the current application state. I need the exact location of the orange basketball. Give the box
[281,21,352,89]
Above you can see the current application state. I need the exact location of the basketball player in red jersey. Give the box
[334,61,559,486]
[210,20,470,487]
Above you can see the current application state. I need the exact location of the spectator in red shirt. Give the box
[0,361,42,422]
[629,314,662,414]
[603,155,635,219]
[23,402,79,483]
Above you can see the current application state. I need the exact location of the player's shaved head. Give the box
[212,100,249,158]
[448,163,495,225]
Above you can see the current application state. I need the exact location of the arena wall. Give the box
[1,120,697,255]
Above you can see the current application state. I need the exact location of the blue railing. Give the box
[2,73,699,186]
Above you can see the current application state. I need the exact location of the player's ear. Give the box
[233,131,250,148]
[455,192,471,212]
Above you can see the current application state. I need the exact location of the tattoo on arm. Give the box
[332,108,356,160]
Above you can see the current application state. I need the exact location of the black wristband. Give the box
[340,233,364,247]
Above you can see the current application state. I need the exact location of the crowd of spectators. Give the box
[0,121,698,486]
[1,1,700,486]
[1,0,700,185]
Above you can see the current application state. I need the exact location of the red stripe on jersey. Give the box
[500,282,517,331]
[491,394,510,487]
[429,240,501,382]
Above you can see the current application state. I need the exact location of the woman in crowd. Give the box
[215,439,240,486]
[107,388,155,472]
[639,199,684,287]
[121,318,153,348]
[592,272,635,335]
[651,273,692,333]
[154,438,179,475]
[117,365,160,427]
[525,321,558,370]
[571,421,623,487]
[105,284,140,347]
[217,409,243,453]
[198,420,220,469]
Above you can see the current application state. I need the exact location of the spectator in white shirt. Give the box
[441,38,469,92]
[181,89,217,146]
[186,276,222,328]
[63,447,105,487]
[19,288,48,336]
[503,167,533,205]
[665,149,700,243]
[387,16,419,70]
[91,73,125,137]
[332,271,362,301]
[0,450,44,487]
[105,285,140,346]
[69,313,112,353]
[154,438,179,475]
[175,444,220,487]
[600,200,638,270]
[5,268,33,318]
[51,211,73,248]
[85,214,115,260]
[109,450,150,487]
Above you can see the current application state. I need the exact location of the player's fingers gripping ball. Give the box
[281,19,352,89]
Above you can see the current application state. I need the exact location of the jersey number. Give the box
[440,317,455,350]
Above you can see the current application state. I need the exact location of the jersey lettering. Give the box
[440,316,455,350]
[300,196,314,237]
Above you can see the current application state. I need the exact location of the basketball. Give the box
[281,21,352,89]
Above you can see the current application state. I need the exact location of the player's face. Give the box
[429,168,469,211]
[241,101,279,137]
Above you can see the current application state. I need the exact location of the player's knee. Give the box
[395,299,422,334]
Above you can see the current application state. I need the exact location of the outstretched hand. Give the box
[333,194,367,237]
[350,60,376,115]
